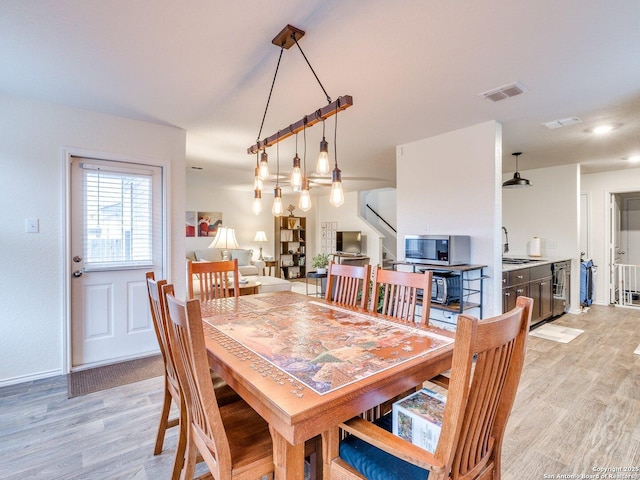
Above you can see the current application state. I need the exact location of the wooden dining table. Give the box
[199,291,455,480]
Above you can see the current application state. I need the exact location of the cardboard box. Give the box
[392,387,446,453]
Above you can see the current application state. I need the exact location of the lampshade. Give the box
[208,226,240,252]
[253,231,268,243]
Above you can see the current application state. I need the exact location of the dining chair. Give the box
[145,272,240,480]
[325,262,372,309]
[370,267,433,324]
[162,284,274,480]
[187,259,240,300]
[323,296,534,480]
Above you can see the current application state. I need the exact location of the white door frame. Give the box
[605,188,640,306]
[62,147,170,375]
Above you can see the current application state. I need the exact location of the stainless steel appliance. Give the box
[430,273,462,305]
[552,260,571,316]
[405,235,471,266]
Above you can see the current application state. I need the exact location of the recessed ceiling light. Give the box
[592,125,614,135]
[629,155,640,163]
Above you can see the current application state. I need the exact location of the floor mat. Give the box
[67,354,163,398]
[529,323,584,343]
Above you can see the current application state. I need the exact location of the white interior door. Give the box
[609,194,623,304]
[70,156,163,369]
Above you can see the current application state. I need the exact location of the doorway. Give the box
[609,191,640,305]
[68,154,165,371]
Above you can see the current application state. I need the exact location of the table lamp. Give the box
[209,226,240,260]
[253,230,268,260]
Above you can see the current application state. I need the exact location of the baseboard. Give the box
[0,368,62,388]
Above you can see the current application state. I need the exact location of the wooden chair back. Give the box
[371,267,433,324]
[146,272,176,393]
[325,262,372,309]
[437,295,532,479]
[328,296,534,480]
[163,285,274,480]
[187,259,240,300]
[145,272,186,478]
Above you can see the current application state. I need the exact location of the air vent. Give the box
[542,116,582,129]
[479,81,528,102]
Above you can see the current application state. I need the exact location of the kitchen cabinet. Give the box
[275,216,306,279]
[528,264,553,325]
[502,268,529,313]
[502,263,553,326]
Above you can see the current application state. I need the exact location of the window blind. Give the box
[82,164,153,270]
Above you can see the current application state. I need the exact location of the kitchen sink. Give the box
[502,258,543,264]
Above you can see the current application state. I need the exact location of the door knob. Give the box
[73,270,83,278]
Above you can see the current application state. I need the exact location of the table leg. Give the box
[321,427,340,480]
[269,426,305,480]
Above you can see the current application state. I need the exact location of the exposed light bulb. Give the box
[252,197,262,215]
[252,189,262,215]
[291,154,302,190]
[272,187,283,216]
[329,167,344,207]
[316,137,330,175]
[299,179,311,212]
[254,167,263,190]
[259,150,269,180]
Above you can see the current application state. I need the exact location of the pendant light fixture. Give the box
[329,104,344,207]
[247,24,353,215]
[253,150,263,191]
[299,120,312,212]
[290,133,302,191]
[316,119,330,175]
[502,152,532,188]
[252,188,262,215]
[271,134,284,216]
[259,149,269,181]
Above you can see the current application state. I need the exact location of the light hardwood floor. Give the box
[0,304,638,479]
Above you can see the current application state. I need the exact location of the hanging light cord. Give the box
[293,35,331,104]
[276,133,280,186]
[256,46,285,144]
[334,104,339,167]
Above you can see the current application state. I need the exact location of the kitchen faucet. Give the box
[502,226,509,253]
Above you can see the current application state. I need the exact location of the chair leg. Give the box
[181,426,197,480]
[154,380,173,455]
[171,414,188,480]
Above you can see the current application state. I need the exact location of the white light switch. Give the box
[25,218,39,233]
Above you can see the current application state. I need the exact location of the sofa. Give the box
[186,248,265,276]
[186,248,291,295]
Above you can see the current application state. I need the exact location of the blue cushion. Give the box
[339,414,430,480]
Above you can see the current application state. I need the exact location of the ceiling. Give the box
[3,0,640,193]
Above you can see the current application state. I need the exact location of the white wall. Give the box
[0,94,186,386]
[503,163,581,312]
[185,176,318,271]
[581,167,640,304]
[396,121,503,320]
[315,191,382,267]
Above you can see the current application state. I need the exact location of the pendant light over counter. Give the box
[248,24,353,216]
[502,152,532,188]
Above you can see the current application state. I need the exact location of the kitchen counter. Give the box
[502,257,571,272]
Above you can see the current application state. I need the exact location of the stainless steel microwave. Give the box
[404,235,470,266]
